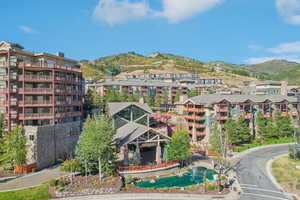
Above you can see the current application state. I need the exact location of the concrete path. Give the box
[0,165,70,192]
[57,192,238,200]
[234,144,292,200]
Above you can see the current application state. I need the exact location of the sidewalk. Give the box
[57,192,240,200]
[0,165,70,192]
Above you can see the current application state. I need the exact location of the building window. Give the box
[29,135,34,141]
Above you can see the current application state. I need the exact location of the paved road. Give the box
[0,165,70,192]
[235,144,291,200]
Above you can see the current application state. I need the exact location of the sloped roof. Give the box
[184,94,297,107]
[115,122,170,146]
[107,102,153,116]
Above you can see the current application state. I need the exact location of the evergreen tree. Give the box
[188,90,199,98]
[144,95,152,106]
[85,88,103,109]
[162,90,169,105]
[209,124,224,155]
[76,115,117,174]
[0,113,5,138]
[256,112,276,138]
[154,95,162,108]
[224,118,251,146]
[274,111,295,138]
[166,129,191,162]
[0,126,27,168]
[174,91,182,102]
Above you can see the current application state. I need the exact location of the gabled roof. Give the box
[114,122,170,146]
[0,41,24,50]
[107,102,153,116]
[183,94,297,107]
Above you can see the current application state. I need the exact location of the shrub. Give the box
[207,183,219,192]
[49,178,69,187]
[60,158,82,172]
[289,145,300,160]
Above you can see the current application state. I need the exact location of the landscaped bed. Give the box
[272,155,300,197]
[49,175,122,198]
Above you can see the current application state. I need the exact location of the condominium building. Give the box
[86,79,189,104]
[0,41,84,131]
[174,94,298,144]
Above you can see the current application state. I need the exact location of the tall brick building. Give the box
[0,41,84,131]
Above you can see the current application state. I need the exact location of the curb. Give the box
[230,143,294,164]
[266,154,300,200]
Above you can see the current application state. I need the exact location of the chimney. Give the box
[139,97,145,104]
[179,95,188,102]
[281,81,288,95]
[57,52,65,57]
[297,95,300,144]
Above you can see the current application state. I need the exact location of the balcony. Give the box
[19,88,53,94]
[19,75,52,82]
[0,88,17,93]
[216,108,229,112]
[185,115,205,121]
[19,113,53,120]
[19,100,53,106]
[18,62,81,73]
[183,108,205,113]
[55,111,82,118]
[217,116,228,120]
[188,122,206,129]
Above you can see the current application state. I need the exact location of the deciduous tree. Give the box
[76,115,117,175]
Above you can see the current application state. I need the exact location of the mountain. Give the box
[80,52,259,86]
[241,59,299,75]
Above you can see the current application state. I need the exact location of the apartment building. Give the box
[86,79,189,104]
[124,73,223,86]
[175,94,298,143]
[241,80,288,95]
[0,41,84,131]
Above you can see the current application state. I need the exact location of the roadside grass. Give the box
[233,137,296,152]
[272,155,300,197]
[0,184,52,200]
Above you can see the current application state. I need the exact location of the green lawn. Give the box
[233,137,296,152]
[0,185,52,200]
[272,156,300,197]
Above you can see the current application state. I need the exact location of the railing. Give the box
[19,88,53,93]
[216,116,228,120]
[19,75,52,81]
[187,123,206,129]
[55,112,82,118]
[118,160,179,172]
[19,113,53,119]
[19,100,52,105]
[18,62,81,73]
[0,88,17,93]
[185,115,205,121]
[183,108,205,113]
[216,108,229,112]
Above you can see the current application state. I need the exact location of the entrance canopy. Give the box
[115,121,170,147]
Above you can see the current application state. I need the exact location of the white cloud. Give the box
[276,0,300,25]
[93,0,223,25]
[159,0,223,23]
[269,41,300,54]
[19,25,38,34]
[93,0,150,25]
[245,55,300,64]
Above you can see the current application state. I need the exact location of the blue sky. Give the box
[1,0,300,64]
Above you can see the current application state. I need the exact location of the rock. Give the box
[150,179,156,184]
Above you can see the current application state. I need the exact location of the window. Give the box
[29,135,34,141]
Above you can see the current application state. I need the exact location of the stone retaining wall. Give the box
[24,122,81,170]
